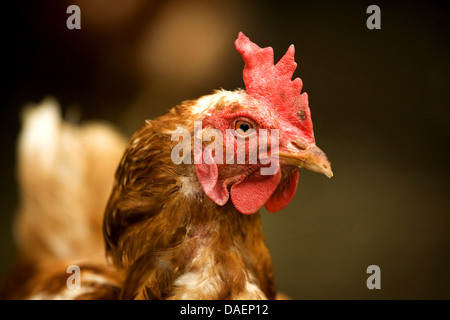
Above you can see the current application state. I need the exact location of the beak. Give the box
[279,140,333,178]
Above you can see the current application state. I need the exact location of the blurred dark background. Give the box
[1,0,449,299]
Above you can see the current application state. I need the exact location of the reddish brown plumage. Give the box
[103,98,276,299]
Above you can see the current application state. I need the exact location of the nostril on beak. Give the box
[292,138,308,151]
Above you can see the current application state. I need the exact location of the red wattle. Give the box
[230,169,281,214]
[265,169,300,213]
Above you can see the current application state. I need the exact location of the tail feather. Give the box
[14,98,127,265]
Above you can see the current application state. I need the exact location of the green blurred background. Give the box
[1,0,449,299]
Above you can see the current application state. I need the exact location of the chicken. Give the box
[3,32,332,300]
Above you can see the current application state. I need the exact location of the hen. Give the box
[3,33,332,300]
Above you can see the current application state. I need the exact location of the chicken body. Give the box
[104,91,277,299]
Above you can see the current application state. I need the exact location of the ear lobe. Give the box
[195,144,229,206]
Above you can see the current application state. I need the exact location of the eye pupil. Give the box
[235,120,254,135]
[240,123,250,132]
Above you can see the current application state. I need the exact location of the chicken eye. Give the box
[235,120,253,135]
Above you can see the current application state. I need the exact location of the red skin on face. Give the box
[196,33,316,214]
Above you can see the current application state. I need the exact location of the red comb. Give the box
[235,32,313,140]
